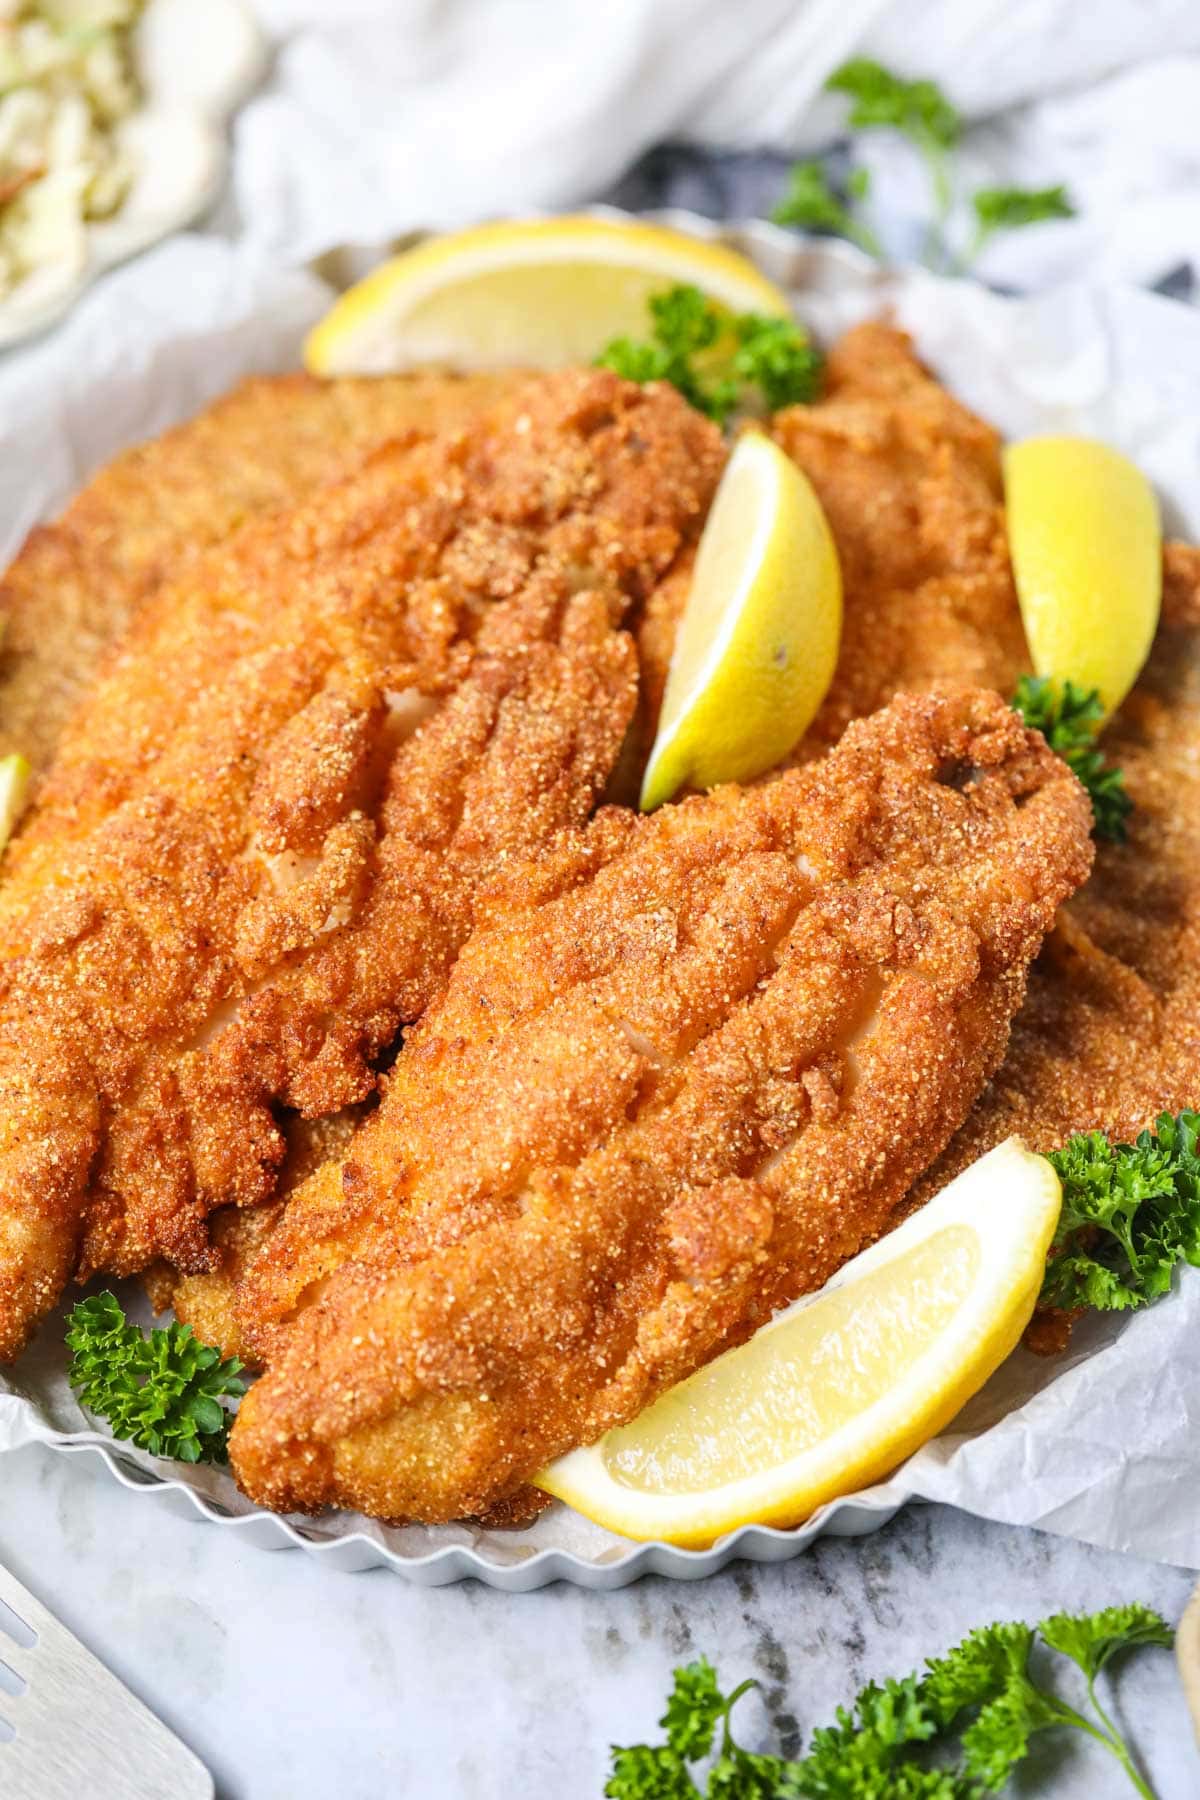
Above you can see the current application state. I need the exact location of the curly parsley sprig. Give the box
[607,1606,1172,1798]
[774,60,1074,275]
[1041,1112,1200,1313]
[827,58,961,226]
[66,1292,247,1464]
[970,184,1075,259]
[1012,675,1132,841]
[596,285,822,424]
[771,163,882,259]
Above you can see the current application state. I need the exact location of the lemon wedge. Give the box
[640,431,841,810]
[0,754,29,854]
[1004,436,1161,718]
[537,1138,1060,1547]
[304,216,792,376]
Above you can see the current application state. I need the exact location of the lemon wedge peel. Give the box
[0,754,30,855]
[305,217,793,378]
[536,1138,1061,1547]
[639,431,842,812]
[1004,435,1161,720]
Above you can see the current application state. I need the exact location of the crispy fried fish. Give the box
[640,323,1198,757]
[635,321,1027,759]
[0,371,523,775]
[228,688,1093,1521]
[764,328,1200,1210]
[0,370,724,1360]
[143,1108,366,1359]
[917,611,1200,1207]
[196,326,1200,1378]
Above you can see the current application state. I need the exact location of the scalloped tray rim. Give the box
[45,1435,908,1588]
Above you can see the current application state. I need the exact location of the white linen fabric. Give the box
[233,0,1200,291]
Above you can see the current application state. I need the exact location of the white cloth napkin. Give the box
[233,0,887,259]
[232,0,1200,293]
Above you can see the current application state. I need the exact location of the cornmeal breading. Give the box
[917,616,1200,1199]
[3,322,1197,1529]
[160,1109,366,1363]
[0,371,524,775]
[0,370,724,1360]
[229,688,1092,1522]
[634,321,1026,759]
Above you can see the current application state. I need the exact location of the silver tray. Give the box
[3,215,1198,1585]
[45,1439,905,1589]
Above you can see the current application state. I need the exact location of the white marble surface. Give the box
[1,1442,1196,1798]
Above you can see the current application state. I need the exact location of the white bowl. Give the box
[0,0,265,350]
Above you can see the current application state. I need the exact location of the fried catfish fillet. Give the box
[635,321,1026,757]
[643,320,1200,1175]
[917,608,1200,1208]
[153,327,1200,1375]
[0,370,724,1360]
[228,688,1093,1521]
[149,1108,367,1362]
[0,371,523,775]
[772,327,1200,1174]
[637,323,1200,758]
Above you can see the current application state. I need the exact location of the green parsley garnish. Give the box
[970,184,1075,258]
[607,1606,1172,1798]
[597,284,729,420]
[1012,675,1132,841]
[730,315,824,414]
[827,57,961,223]
[66,1291,247,1464]
[596,285,822,424]
[772,61,1074,274]
[770,162,883,259]
[1041,1112,1200,1314]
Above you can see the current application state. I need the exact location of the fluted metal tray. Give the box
[3,216,1198,1585]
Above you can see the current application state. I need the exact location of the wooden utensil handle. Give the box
[1179,1577,1200,1747]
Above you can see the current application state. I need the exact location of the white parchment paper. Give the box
[0,225,1197,1577]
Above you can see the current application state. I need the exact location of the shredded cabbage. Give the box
[0,0,143,297]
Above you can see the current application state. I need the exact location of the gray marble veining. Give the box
[1,1444,1195,1798]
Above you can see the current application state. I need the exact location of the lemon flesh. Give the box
[536,1139,1060,1547]
[640,432,841,811]
[305,217,792,376]
[1004,435,1161,718]
[0,754,29,854]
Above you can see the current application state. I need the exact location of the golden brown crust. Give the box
[6,323,1197,1514]
[0,370,725,1360]
[771,324,1030,752]
[0,371,525,777]
[634,323,1029,765]
[747,329,1200,1242]
[1162,540,1200,630]
[228,687,1092,1521]
[914,618,1200,1195]
[163,1109,367,1364]
[639,325,1197,761]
